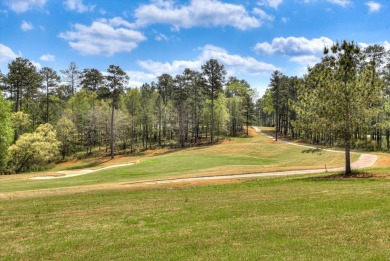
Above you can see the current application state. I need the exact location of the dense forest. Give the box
[0,41,389,174]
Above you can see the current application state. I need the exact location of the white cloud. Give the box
[281,17,289,24]
[258,0,283,9]
[253,8,274,23]
[359,41,390,51]
[289,55,320,67]
[366,1,381,13]
[21,21,34,31]
[99,17,134,28]
[201,45,278,75]
[31,61,41,70]
[40,54,55,61]
[254,36,334,55]
[126,71,158,87]
[384,41,390,51]
[3,0,46,13]
[155,33,169,41]
[58,18,146,56]
[138,45,277,78]
[64,0,95,13]
[327,0,351,7]
[358,42,369,49]
[133,0,262,30]
[0,43,20,63]
[138,59,200,76]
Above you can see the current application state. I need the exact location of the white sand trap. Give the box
[30,163,135,180]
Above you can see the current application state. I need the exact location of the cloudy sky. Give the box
[0,0,389,95]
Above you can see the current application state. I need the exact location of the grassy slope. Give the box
[2,175,390,260]
[0,131,358,193]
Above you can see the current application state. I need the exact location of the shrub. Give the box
[7,124,60,173]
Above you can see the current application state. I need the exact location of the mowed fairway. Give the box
[4,129,389,260]
[0,128,356,193]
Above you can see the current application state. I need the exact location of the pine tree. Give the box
[105,65,128,159]
[201,59,226,144]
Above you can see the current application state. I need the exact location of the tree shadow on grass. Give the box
[299,169,375,182]
[63,161,105,170]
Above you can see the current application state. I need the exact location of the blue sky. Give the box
[0,0,389,95]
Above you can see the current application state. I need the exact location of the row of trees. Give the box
[257,42,390,174]
[3,41,385,175]
[0,58,257,173]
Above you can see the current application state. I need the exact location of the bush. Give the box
[7,124,60,173]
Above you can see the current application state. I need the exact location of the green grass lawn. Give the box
[1,130,389,260]
[2,175,390,260]
[0,132,358,193]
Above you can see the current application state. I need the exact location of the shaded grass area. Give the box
[1,175,390,260]
[58,161,103,170]
[0,133,358,193]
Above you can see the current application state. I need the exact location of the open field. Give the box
[2,174,390,260]
[2,128,390,260]
[0,128,358,193]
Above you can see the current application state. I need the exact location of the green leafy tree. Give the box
[56,116,77,160]
[40,67,61,123]
[66,90,94,145]
[257,88,275,127]
[139,83,157,150]
[269,70,289,140]
[80,68,104,93]
[5,57,42,112]
[363,45,388,148]
[60,62,81,95]
[184,69,204,143]
[202,59,226,144]
[214,95,229,137]
[11,111,31,142]
[114,109,132,150]
[227,78,255,136]
[0,93,13,171]
[105,65,128,159]
[242,87,256,137]
[157,73,174,143]
[295,41,382,174]
[79,68,104,153]
[173,73,190,147]
[7,123,60,173]
[124,88,141,152]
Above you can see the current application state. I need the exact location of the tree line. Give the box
[2,41,387,175]
[0,58,257,173]
[257,41,390,174]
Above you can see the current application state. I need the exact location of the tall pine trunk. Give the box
[345,140,351,175]
[110,98,115,160]
[211,92,215,144]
